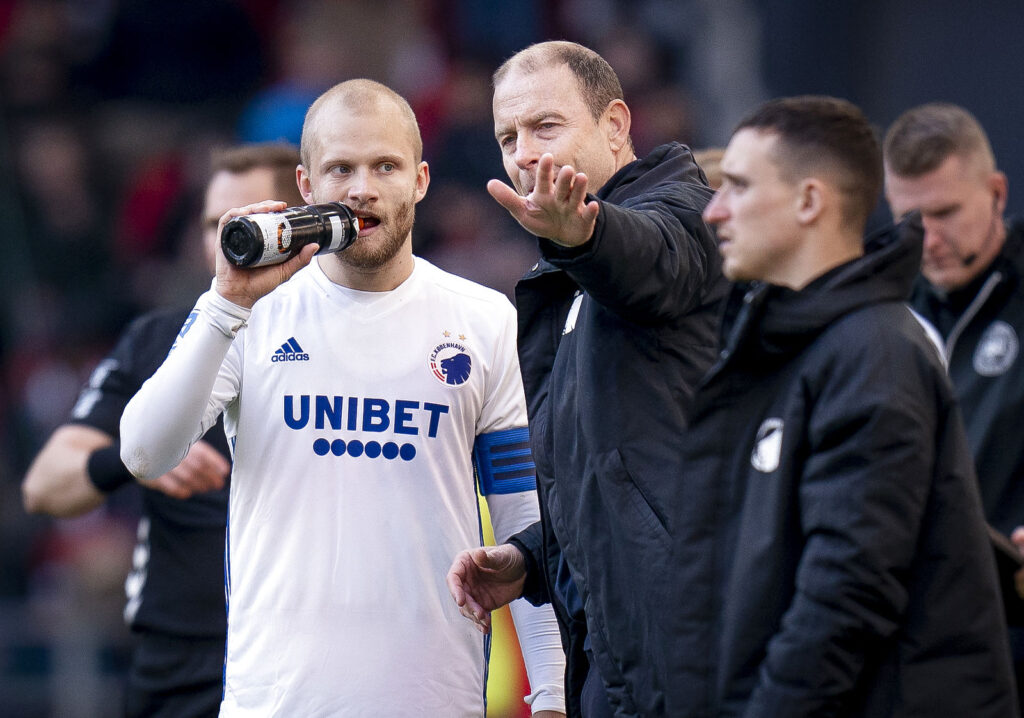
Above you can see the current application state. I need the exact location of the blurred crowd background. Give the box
[0,0,1021,715]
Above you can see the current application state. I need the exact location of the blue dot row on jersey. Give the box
[312,438,417,460]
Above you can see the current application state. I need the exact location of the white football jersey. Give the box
[122,257,564,717]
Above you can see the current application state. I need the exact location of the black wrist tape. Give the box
[86,443,135,493]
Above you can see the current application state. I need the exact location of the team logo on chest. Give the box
[430,331,472,386]
[751,418,784,473]
[272,336,310,362]
[973,320,1018,377]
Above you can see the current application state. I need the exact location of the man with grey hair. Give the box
[448,41,728,716]
[121,79,566,717]
[885,101,1024,712]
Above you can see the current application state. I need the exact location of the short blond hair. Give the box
[300,79,423,169]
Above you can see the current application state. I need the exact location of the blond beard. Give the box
[322,190,416,270]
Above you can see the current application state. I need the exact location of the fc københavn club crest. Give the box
[430,339,472,385]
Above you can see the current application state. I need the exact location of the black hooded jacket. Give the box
[676,221,1017,716]
[909,218,1024,536]
[509,142,729,716]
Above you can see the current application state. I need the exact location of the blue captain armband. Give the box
[474,427,536,495]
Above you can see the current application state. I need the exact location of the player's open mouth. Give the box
[355,215,381,233]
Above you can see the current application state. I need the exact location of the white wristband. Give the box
[197,283,252,338]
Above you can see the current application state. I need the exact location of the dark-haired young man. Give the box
[691,95,1014,716]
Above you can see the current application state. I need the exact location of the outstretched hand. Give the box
[214,200,319,308]
[488,153,599,248]
[446,544,528,634]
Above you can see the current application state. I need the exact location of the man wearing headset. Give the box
[885,102,1024,709]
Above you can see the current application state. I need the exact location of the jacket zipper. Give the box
[944,271,1003,360]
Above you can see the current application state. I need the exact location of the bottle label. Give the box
[248,214,293,260]
[324,215,349,252]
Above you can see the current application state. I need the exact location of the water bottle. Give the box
[220,202,363,268]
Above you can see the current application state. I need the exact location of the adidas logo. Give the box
[272,337,310,362]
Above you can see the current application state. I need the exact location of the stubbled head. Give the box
[297,79,429,275]
[300,79,422,171]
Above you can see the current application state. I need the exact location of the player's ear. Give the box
[297,166,315,204]
[415,161,430,203]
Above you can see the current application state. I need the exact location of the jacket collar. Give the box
[594,142,702,202]
[911,215,1024,309]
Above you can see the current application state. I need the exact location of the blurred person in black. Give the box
[884,101,1024,713]
[21,142,303,718]
[447,40,728,716]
